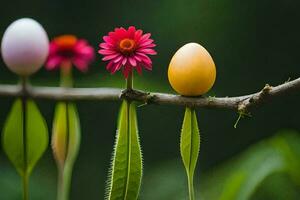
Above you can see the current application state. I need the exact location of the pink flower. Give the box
[98,26,157,78]
[46,35,94,72]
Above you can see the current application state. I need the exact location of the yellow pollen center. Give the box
[119,39,136,54]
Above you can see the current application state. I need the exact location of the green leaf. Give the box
[2,98,49,176]
[142,131,300,200]
[106,100,143,200]
[52,102,81,200]
[180,107,200,176]
[52,102,81,168]
[65,103,81,166]
[180,107,200,200]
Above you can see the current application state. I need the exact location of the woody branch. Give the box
[0,77,299,112]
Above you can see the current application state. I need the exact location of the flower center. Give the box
[54,35,77,48]
[58,49,75,58]
[119,39,136,54]
[54,35,78,59]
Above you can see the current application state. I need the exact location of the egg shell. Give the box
[1,18,49,76]
[168,43,216,96]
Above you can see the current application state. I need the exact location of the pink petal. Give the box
[111,62,122,74]
[138,48,157,55]
[108,30,119,40]
[77,50,95,63]
[138,43,156,49]
[115,62,124,71]
[135,65,142,74]
[122,57,128,65]
[49,43,59,55]
[106,61,115,71]
[102,54,120,61]
[122,65,132,78]
[138,39,154,47]
[133,55,142,62]
[98,49,117,55]
[99,43,114,49]
[134,29,143,41]
[128,57,137,66]
[110,28,127,40]
[127,26,136,38]
[114,27,127,39]
[73,58,88,72]
[143,63,152,71]
[113,55,124,63]
[80,46,95,56]
[136,53,152,65]
[139,33,151,43]
[46,56,63,70]
[103,36,115,45]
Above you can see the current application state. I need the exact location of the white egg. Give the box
[1,18,49,76]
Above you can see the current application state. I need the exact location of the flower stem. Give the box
[22,173,29,200]
[56,63,75,200]
[60,62,73,88]
[126,71,133,90]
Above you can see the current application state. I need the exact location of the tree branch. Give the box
[0,77,299,111]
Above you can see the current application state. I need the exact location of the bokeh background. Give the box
[0,0,300,199]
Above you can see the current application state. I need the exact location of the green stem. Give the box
[234,112,243,129]
[21,76,29,200]
[126,71,133,90]
[57,165,73,200]
[56,103,72,200]
[57,167,63,200]
[188,107,195,200]
[60,62,73,88]
[22,173,29,200]
[57,65,74,200]
[123,100,131,198]
[124,73,133,197]
[187,174,195,200]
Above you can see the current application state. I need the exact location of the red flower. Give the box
[46,35,94,72]
[98,26,157,78]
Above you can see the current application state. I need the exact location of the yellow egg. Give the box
[168,43,216,96]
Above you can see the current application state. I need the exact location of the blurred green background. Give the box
[0,0,300,199]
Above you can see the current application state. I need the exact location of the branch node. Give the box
[234,107,252,128]
[20,80,31,98]
[249,97,255,103]
[121,89,150,102]
[237,103,246,112]
[262,84,272,94]
[207,96,216,102]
